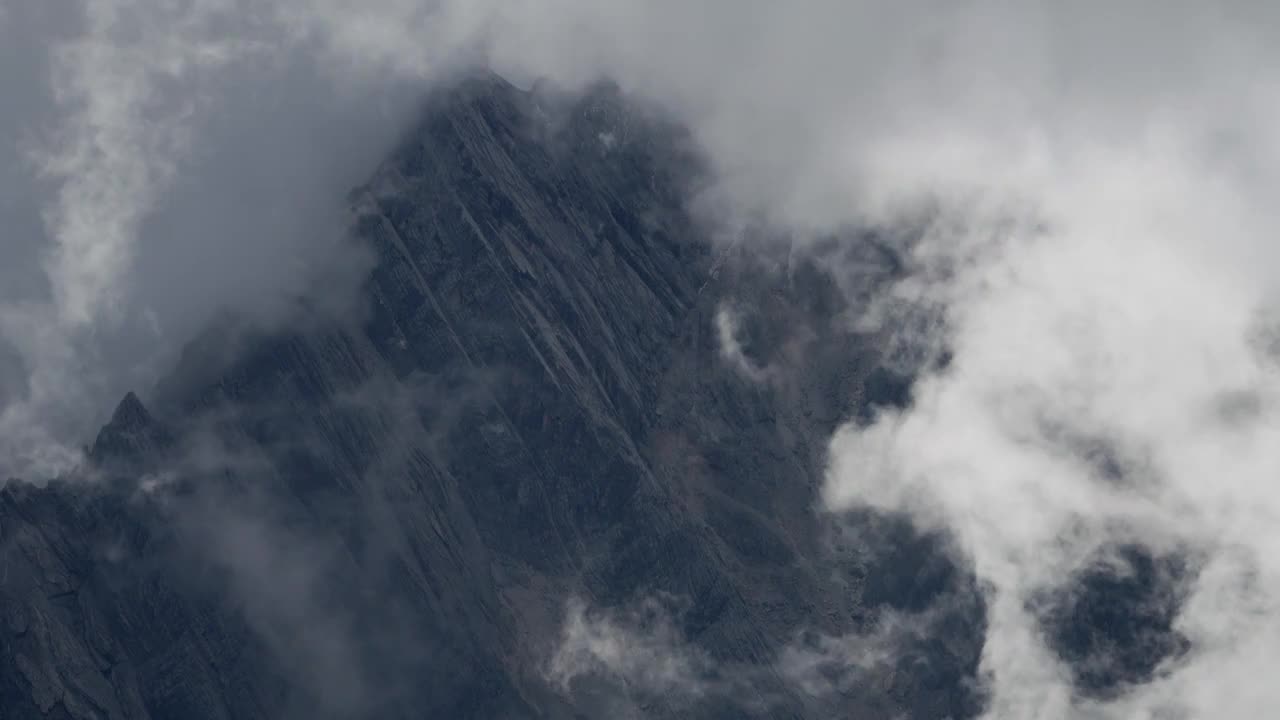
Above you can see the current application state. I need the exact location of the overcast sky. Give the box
[4,2,1280,717]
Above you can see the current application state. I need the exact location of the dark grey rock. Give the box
[1036,543,1192,699]
[0,73,986,719]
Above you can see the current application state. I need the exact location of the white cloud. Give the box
[0,0,257,478]
[822,76,1280,719]
[777,610,933,699]
[549,595,714,700]
[548,594,928,712]
[714,303,772,382]
[37,0,249,327]
[0,0,431,480]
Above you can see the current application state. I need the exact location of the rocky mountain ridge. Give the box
[0,74,985,719]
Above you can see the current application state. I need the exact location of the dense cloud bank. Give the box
[5,2,1280,717]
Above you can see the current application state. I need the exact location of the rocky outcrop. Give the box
[0,75,985,719]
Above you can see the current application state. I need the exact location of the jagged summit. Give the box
[89,391,174,467]
[108,391,149,429]
[0,75,983,719]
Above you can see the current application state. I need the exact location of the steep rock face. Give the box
[0,75,985,719]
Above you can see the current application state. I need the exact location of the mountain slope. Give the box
[0,74,985,719]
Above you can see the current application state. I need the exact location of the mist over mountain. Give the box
[0,74,985,719]
[6,3,1280,719]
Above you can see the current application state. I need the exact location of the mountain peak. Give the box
[89,391,172,466]
[110,391,150,428]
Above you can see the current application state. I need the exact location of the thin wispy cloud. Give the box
[549,595,716,701]
[548,593,956,715]
[0,1,434,480]
[714,303,773,383]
